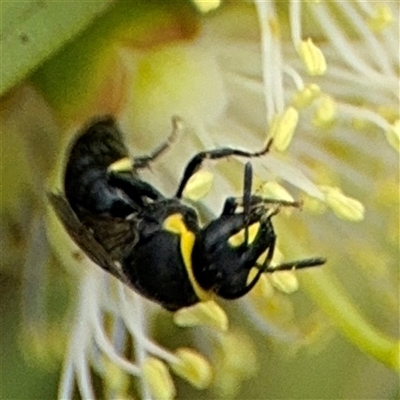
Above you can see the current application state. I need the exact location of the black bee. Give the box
[49,117,325,311]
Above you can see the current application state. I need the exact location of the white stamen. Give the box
[255,1,285,121]
[75,351,96,400]
[283,65,305,91]
[289,0,302,48]
[338,103,391,132]
[310,2,385,80]
[91,311,140,376]
[335,1,394,76]
[261,157,324,200]
[355,0,373,15]
[117,286,179,364]
[118,286,152,399]
[58,340,76,400]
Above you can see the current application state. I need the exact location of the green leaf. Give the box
[1,0,114,96]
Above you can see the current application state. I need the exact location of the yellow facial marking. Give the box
[163,214,211,302]
[246,267,259,285]
[246,249,269,285]
[228,222,260,247]
[256,249,268,266]
[107,157,133,173]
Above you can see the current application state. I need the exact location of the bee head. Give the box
[191,209,276,300]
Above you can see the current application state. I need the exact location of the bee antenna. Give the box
[243,162,253,245]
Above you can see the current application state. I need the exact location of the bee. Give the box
[49,117,325,311]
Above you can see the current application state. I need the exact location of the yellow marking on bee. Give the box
[256,249,268,266]
[107,157,133,173]
[246,267,260,286]
[163,214,212,302]
[228,222,260,247]
[163,213,185,234]
[245,250,269,286]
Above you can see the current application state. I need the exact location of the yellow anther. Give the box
[103,358,130,396]
[377,106,400,123]
[191,0,221,13]
[320,186,365,222]
[269,107,299,152]
[386,120,400,153]
[228,222,260,247]
[298,38,327,76]
[213,330,258,397]
[292,83,321,109]
[173,300,228,332]
[248,270,274,299]
[182,170,214,201]
[312,95,337,128]
[142,357,176,400]
[270,270,299,294]
[368,5,394,32]
[217,330,258,376]
[170,348,212,389]
[301,195,327,215]
[259,181,294,202]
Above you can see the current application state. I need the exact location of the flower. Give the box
[1,1,398,399]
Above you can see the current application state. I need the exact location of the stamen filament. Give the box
[301,269,400,371]
[91,312,140,376]
[289,0,302,48]
[283,65,305,91]
[75,352,96,400]
[58,272,98,400]
[57,340,75,400]
[355,0,373,15]
[338,103,390,131]
[118,286,179,364]
[335,1,394,76]
[118,286,151,399]
[310,2,384,80]
[255,1,285,121]
[260,158,324,199]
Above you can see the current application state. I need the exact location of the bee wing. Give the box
[48,192,130,286]
[80,210,139,262]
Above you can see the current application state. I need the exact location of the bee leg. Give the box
[133,116,180,169]
[221,197,240,215]
[175,139,273,198]
[109,172,165,207]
